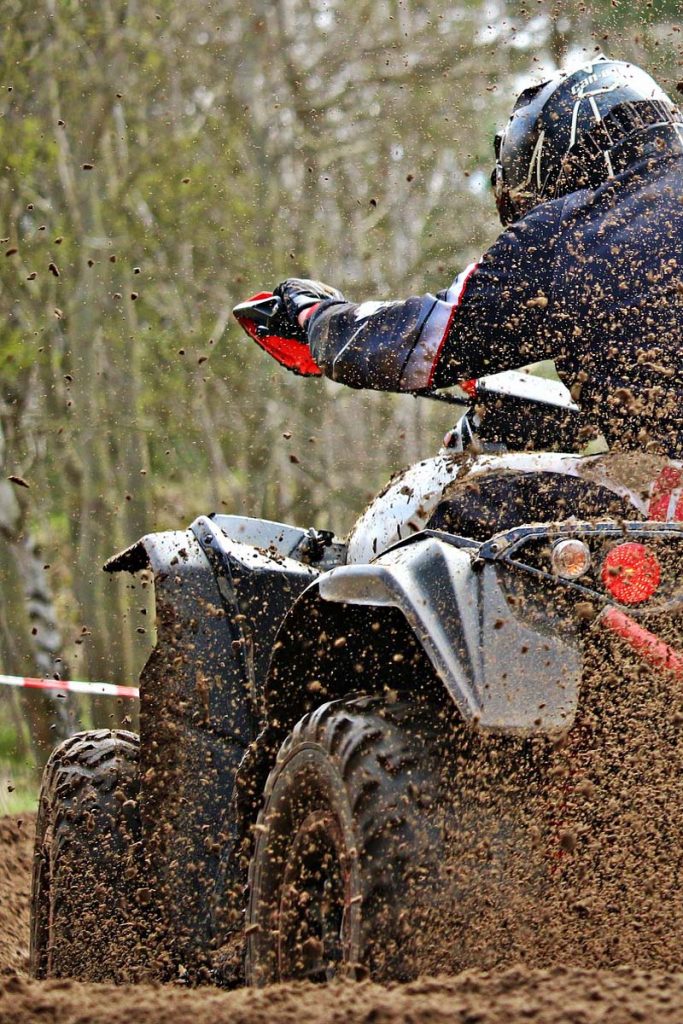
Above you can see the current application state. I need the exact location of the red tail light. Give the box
[601,542,661,605]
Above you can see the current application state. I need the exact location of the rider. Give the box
[274,55,683,459]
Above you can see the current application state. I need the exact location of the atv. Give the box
[30,295,683,985]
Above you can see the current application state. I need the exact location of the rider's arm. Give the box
[305,199,564,392]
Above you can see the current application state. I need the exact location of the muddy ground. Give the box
[3,814,683,1022]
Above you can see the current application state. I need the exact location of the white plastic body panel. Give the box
[476,369,579,410]
[346,451,656,565]
[320,537,581,733]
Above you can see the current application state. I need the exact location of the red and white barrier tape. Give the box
[0,673,139,699]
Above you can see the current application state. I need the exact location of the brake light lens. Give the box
[601,542,661,605]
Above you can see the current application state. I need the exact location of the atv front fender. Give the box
[318,535,582,735]
[105,528,261,963]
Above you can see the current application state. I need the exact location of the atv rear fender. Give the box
[286,521,683,737]
[266,532,581,737]
[318,533,582,734]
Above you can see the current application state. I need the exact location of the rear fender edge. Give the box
[316,536,582,736]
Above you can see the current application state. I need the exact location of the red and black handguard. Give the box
[232,292,322,377]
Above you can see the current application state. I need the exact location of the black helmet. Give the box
[492,54,683,226]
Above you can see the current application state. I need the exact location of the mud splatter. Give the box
[5,811,683,1023]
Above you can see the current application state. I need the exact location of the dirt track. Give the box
[4,814,683,1022]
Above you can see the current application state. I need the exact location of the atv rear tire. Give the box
[246,698,439,985]
[30,729,147,981]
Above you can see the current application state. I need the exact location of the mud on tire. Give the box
[246,697,440,985]
[30,729,148,982]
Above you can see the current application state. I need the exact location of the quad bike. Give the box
[30,295,683,985]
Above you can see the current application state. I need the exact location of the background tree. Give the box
[0,0,680,766]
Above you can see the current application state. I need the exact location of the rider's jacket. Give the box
[306,126,683,456]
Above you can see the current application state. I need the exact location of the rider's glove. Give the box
[274,278,345,329]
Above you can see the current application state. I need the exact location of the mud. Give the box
[0,814,33,976]
[409,631,683,979]
[4,812,683,1022]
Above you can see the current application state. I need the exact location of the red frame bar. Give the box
[600,605,683,681]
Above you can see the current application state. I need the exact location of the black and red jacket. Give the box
[306,126,683,456]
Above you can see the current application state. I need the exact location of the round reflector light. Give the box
[601,542,661,605]
[551,539,592,580]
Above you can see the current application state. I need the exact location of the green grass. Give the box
[0,723,40,816]
[0,759,39,816]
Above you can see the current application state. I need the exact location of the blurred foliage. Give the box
[0,0,680,757]
[0,721,37,813]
